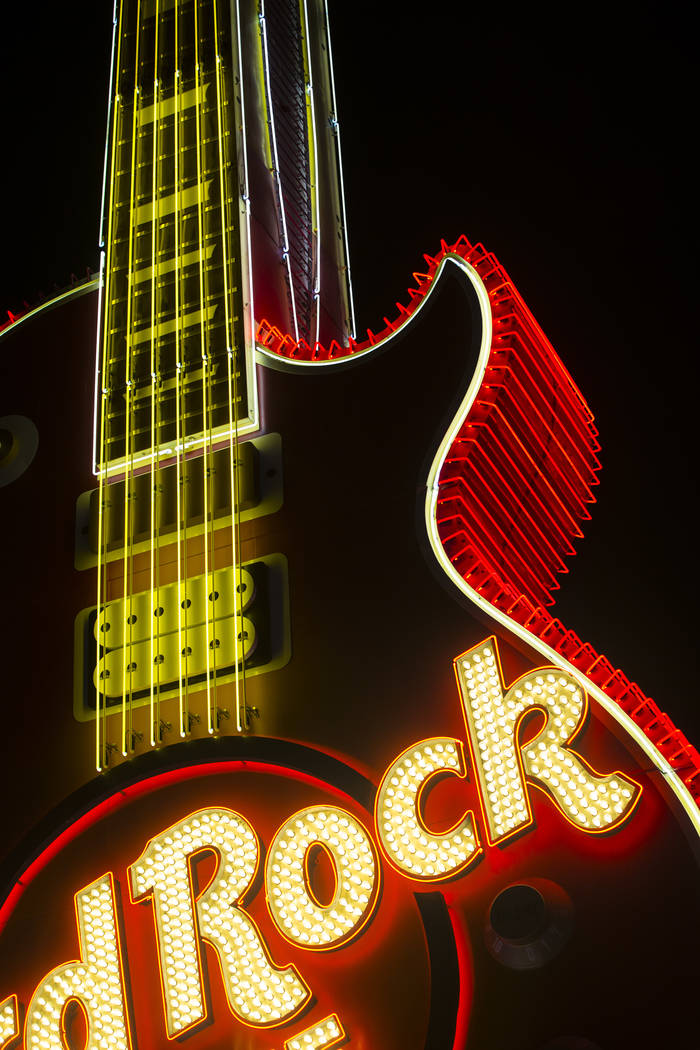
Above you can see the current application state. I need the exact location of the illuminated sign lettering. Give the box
[129,808,310,1035]
[1,638,643,1047]
[455,640,642,844]
[266,805,379,949]
[0,996,18,1049]
[283,1014,346,1049]
[24,874,131,1050]
[375,738,481,879]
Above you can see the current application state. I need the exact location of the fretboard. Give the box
[97,0,249,472]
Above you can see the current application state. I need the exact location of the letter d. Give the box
[24,873,132,1050]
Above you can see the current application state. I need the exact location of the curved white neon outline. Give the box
[256,253,700,834]
[0,277,99,347]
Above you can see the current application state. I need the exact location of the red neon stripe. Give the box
[0,760,360,935]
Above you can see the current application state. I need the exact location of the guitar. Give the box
[0,3,697,1049]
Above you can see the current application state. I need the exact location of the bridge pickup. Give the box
[87,441,258,554]
[74,557,288,717]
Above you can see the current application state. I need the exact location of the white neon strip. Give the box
[258,2,300,342]
[0,278,98,347]
[94,415,259,480]
[233,0,259,432]
[232,0,260,728]
[99,2,120,251]
[258,253,700,834]
[300,0,321,346]
[322,0,356,341]
[92,258,106,481]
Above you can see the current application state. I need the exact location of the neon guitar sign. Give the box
[0,1,697,1048]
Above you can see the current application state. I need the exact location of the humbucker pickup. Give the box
[94,563,258,698]
[74,433,283,570]
[73,554,290,720]
[88,441,258,553]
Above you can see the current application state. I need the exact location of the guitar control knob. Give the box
[0,415,39,487]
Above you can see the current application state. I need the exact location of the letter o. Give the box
[265,805,380,950]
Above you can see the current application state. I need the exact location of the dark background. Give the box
[0,2,696,744]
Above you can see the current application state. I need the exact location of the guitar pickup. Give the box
[74,554,290,718]
[74,433,283,570]
[87,441,259,554]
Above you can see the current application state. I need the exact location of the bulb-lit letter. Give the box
[456,638,641,843]
[129,807,310,1036]
[0,996,19,1049]
[24,874,132,1050]
[375,738,481,879]
[284,1014,346,1049]
[266,806,379,949]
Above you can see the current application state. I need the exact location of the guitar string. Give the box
[96,0,126,771]
[195,0,219,734]
[127,10,145,753]
[233,0,250,729]
[198,0,215,734]
[177,0,192,739]
[214,0,244,731]
[233,0,253,729]
[149,0,162,746]
[121,0,143,757]
[173,0,187,742]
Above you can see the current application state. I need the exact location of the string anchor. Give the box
[245,705,260,720]
[187,712,201,731]
[128,730,143,752]
[102,742,119,767]
[156,719,172,742]
[215,707,230,728]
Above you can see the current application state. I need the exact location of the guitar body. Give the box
[1,255,697,1048]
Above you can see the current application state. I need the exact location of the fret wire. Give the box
[122,0,144,758]
[214,0,244,732]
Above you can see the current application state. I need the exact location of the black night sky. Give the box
[0,3,696,743]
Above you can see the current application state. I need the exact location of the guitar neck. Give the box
[97,0,354,475]
[97,0,250,474]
